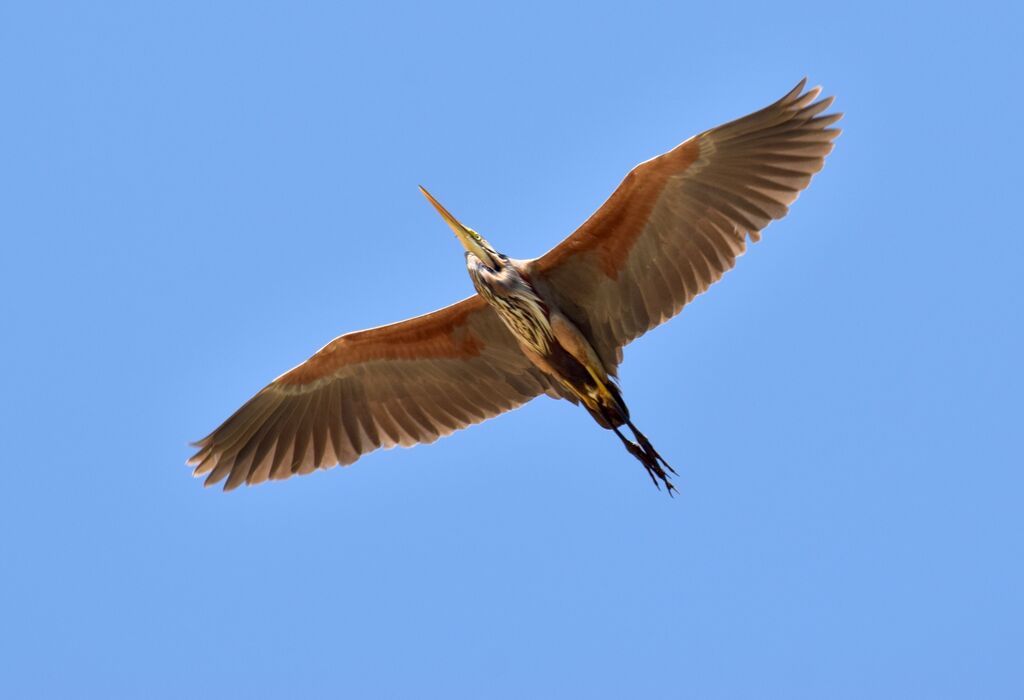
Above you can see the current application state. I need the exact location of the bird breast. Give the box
[470,262,555,356]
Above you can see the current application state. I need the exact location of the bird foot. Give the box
[614,426,677,495]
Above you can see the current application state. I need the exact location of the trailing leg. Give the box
[613,424,677,495]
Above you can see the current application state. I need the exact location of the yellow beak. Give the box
[419,186,494,264]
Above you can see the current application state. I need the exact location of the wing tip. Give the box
[784,77,839,111]
[787,77,809,100]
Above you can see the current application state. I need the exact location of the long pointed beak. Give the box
[419,186,492,263]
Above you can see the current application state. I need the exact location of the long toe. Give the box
[653,463,676,494]
[642,460,662,489]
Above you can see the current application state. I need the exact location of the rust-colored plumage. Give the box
[189,79,841,491]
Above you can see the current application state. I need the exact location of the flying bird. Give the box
[189,79,841,493]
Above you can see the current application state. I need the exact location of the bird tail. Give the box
[612,420,677,495]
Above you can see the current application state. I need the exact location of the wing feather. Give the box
[189,296,552,489]
[530,80,841,368]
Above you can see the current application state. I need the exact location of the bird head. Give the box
[419,186,502,270]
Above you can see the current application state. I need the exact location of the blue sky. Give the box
[2,1,1021,697]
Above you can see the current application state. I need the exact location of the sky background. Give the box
[2,1,1022,698]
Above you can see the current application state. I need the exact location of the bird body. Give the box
[426,190,677,488]
[189,80,841,493]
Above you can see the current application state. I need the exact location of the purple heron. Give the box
[189,79,841,493]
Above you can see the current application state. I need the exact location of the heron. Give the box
[189,79,841,493]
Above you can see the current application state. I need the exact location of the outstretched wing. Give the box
[529,79,841,372]
[189,295,553,490]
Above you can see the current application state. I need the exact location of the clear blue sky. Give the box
[2,1,1021,697]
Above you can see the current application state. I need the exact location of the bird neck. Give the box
[470,261,554,355]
